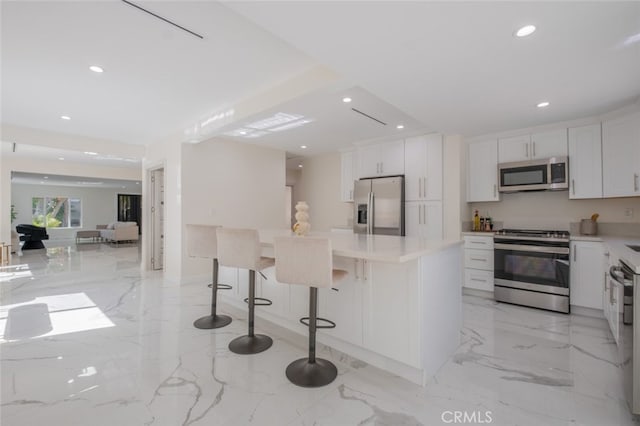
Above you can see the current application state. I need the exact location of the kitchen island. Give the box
[217,230,462,385]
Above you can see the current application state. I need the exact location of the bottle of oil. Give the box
[473,210,480,231]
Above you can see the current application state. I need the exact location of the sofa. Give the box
[98,222,139,244]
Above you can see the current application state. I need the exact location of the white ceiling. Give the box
[2,1,639,155]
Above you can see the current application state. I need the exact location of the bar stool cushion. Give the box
[185,224,219,259]
[274,236,344,288]
[216,228,264,270]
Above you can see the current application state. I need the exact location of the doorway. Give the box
[117,194,141,232]
[149,168,164,271]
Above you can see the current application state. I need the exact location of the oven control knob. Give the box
[547,232,552,237]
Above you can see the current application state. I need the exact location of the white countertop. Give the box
[258,230,462,263]
[571,234,640,274]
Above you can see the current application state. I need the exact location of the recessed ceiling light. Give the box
[298,164,303,168]
[136,182,140,185]
[84,151,98,156]
[396,124,404,129]
[515,25,536,37]
[537,101,550,108]
[44,176,48,179]
[58,157,65,161]
[61,115,71,120]
[89,65,104,73]
[342,97,352,103]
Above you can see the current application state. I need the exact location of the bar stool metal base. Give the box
[193,314,232,329]
[285,358,338,388]
[228,334,273,354]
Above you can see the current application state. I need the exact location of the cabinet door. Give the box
[531,129,568,159]
[362,260,421,367]
[602,111,640,197]
[404,136,427,201]
[378,140,405,176]
[424,134,443,200]
[467,139,499,202]
[358,145,381,178]
[318,257,363,345]
[568,124,603,199]
[404,202,421,238]
[256,267,288,318]
[570,241,605,310]
[498,134,531,162]
[423,201,443,240]
[341,151,355,202]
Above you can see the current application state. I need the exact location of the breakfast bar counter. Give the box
[219,230,463,385]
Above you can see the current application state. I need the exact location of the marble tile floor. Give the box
[0,241,638,426]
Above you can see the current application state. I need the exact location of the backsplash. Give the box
[471,190,640,231]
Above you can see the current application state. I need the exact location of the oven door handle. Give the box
[609,265,628,286]
[494,243,570,255]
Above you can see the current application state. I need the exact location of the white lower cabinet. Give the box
[570,241,605,310]
[361,260,421,367]
[318,257,363,345]
[463,235,494,292]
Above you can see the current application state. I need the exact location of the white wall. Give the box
[293,152,352,231]
[11,183,140,240]
[471,191,640,230]
[180,138,287,281]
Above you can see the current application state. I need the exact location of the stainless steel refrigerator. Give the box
[353,176,404,236]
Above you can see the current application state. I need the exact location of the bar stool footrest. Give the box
[243,297,272,306]
[207,283,233,290]
[300,317,336,329]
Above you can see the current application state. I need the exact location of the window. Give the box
[32,197,81,228]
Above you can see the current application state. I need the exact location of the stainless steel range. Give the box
[493,229,571,313]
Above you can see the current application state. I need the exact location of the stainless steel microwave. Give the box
[498,157,569,192]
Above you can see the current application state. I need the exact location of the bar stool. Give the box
[216,228,275,354]
[274,236,347,387]
[185,224,232,329]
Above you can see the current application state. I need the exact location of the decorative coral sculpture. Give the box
[293,201,311,236]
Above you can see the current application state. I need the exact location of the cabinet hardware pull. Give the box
[634,173,639,192]
[363,260,367,281]
[572,179,575,195]
[493,184,497,198]
[525,144,529,158]
[418,177,422,198]
[423,204,426,224]
[423,177,427,198]
[470,257,486,261]
[532,142,536,157]
[419,205,423,225]
[354,259,359,280]
[470,241,486,245]
[471,278,486,282]
[573,245,577,262]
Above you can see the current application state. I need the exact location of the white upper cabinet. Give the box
[340,151,357,202]
[568,124,603,199]
[358,140,404,178]
[498,134,531,162]
[404,134,443,201]
[602,111,640,198]
[467,139,499,202]
[498,129,567,163]
[530,129,568,159]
